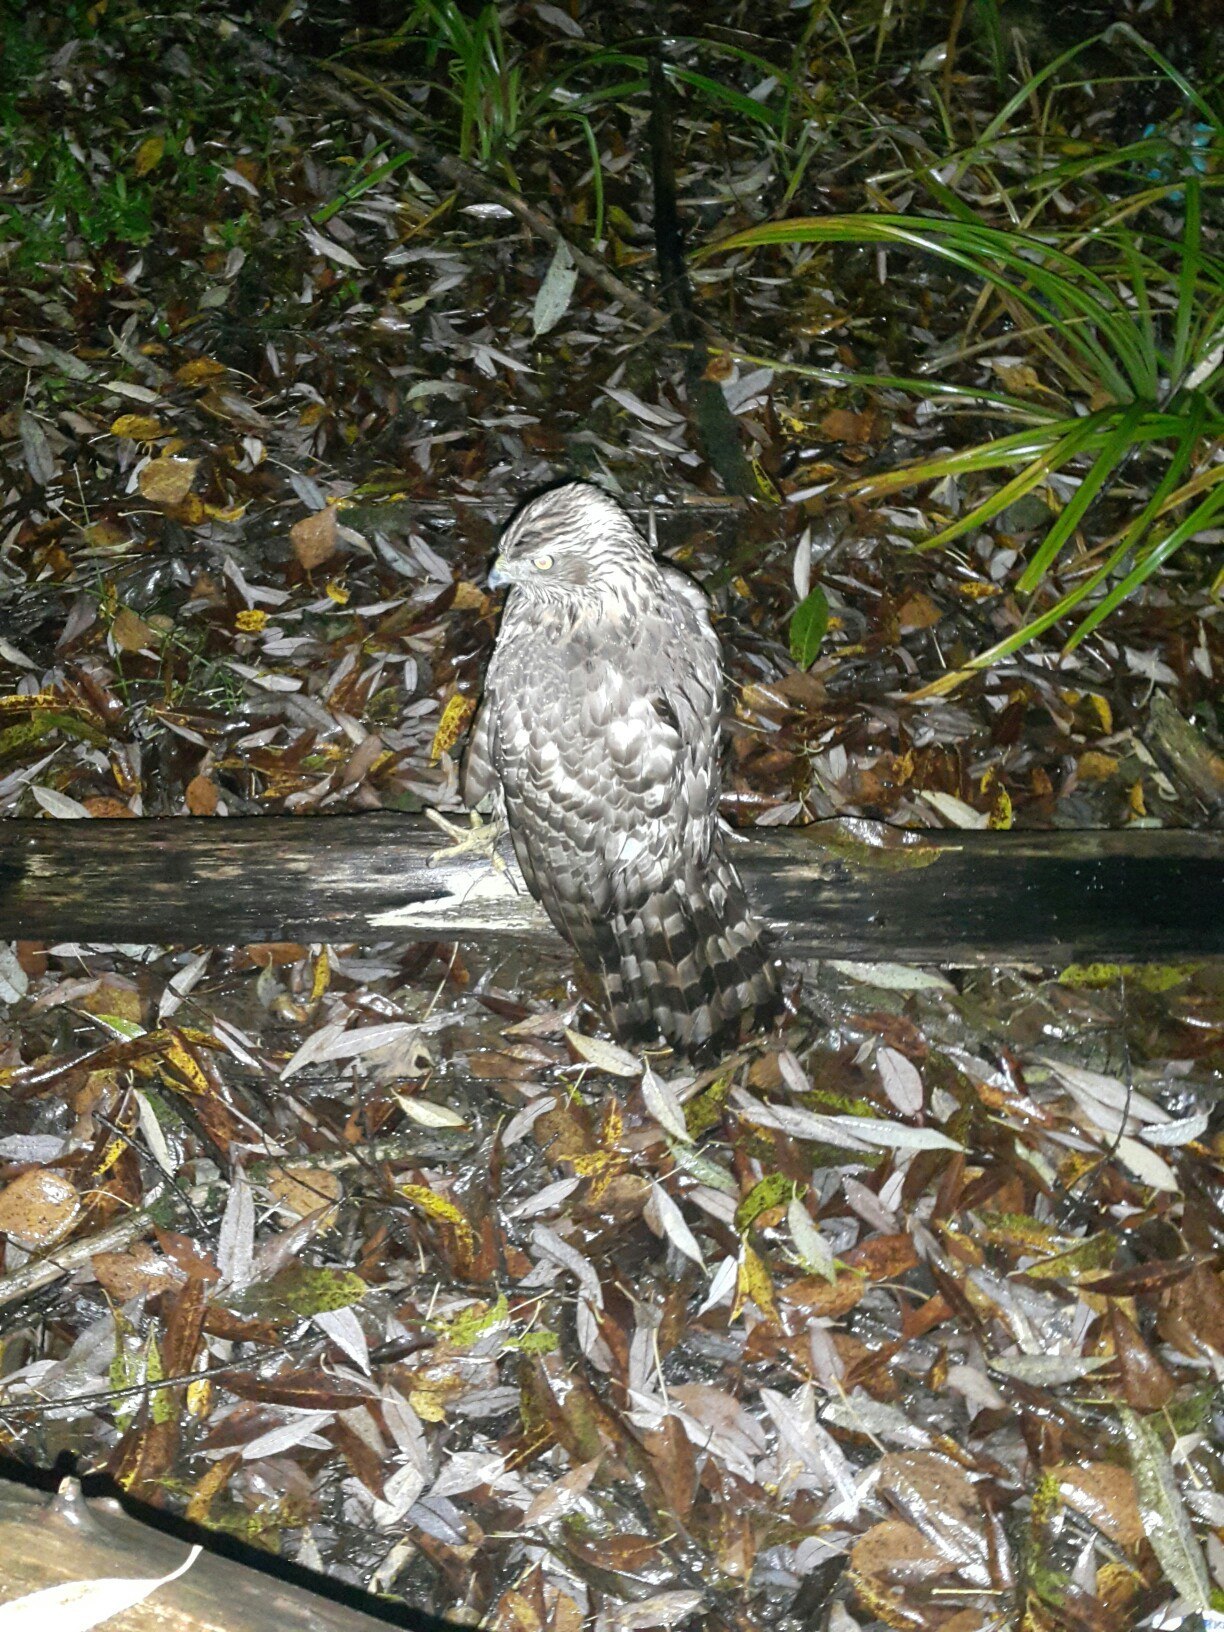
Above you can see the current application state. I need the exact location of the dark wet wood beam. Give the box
[1,816,1221,964]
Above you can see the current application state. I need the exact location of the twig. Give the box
[0,1186,165,1311]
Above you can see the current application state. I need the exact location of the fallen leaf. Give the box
[138,457,198,506]
[1109,1304,1175,1410]
[111,607,158,652]
[0,1168,81,1246]
[185,774,219,816]
[1078,750,1120,781]
[266,1165,342,1225]
[1055,1462,1143,1550]
[820,407,876,443]
[564,1029,641,1077]
[290,506,339,569]
[110,414,166,440]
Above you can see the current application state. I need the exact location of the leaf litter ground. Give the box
[0,4,1221,1630]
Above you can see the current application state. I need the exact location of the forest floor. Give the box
[0,4,1222,1630]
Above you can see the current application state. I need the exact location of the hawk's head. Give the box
[488,481,652,597]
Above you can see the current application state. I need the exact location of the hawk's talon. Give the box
[426,808,507,872]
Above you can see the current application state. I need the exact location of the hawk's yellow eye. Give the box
[533,554,553,570]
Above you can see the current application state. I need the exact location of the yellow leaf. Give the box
[162,1038,210,1095]
[1079,751,1119,782]
[429,693,476,764]
[410,1388,448,1422]
[0,691,56,714]
[988,784,1013,830]
[570,1150,614,1179]
[599,1097,624,1151]
[752,459,781,504]
[187,1373,213,1419]
[94,1137,127,1179]
[175,357,228,386]
[203,502,248,523]
[177,493,208,526]
[133,134,165,176]
[138,457,198,507]
[1088,693,1113,734]
[732,1242,779,1325]
[324,579,350,605]
[399,1182,476,1257]
[184,1452,232,1521]
[235,609,267,634]
[110,413,166,441]
[311,948,330,1001]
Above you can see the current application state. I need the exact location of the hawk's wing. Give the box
[460,699,500,813]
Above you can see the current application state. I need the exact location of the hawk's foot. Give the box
[425,808,507,872]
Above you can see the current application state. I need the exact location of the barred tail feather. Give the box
[602,852,781,1060]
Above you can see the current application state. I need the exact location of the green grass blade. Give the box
[1172,177,1202,390]
[915,414,1118,551]
[1068,477,1224,647]
[1105,24,1224,135]
[575,112,604,244]
[715,347,1067,422]
[666,67,784,131]
[704,215,1142,400]
[1016,403,1150,594]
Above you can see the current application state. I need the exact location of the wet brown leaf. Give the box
[185,773,220,815]
[290,506,339,568]
[91,1243,183,1300]
[112,606,158,651]
[1054,1462,1144,1551]
[1108,1304,1175,1410]
[0,1167,81,1246]
[1159,1264,1224,1357]
[850,1517,956,1596]
[843,1231,919,1279]
[876,1451,989,1579]
[778,1272,864,1317]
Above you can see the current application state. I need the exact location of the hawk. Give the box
[462,481,781,1059]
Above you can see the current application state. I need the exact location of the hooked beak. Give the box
[487,556,514,590]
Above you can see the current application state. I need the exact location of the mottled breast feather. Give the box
[464,481,781,1059]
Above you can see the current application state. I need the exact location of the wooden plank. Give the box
[0,1472,451,1631]
[1,816,1221,963]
